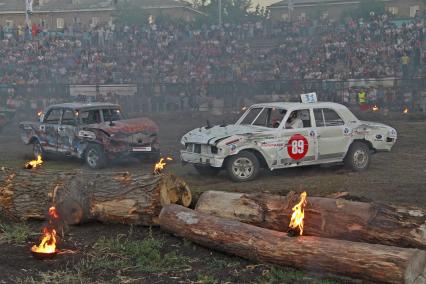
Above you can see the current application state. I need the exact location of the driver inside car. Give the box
[286,111,303,129]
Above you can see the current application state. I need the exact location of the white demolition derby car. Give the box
[181,93,397,182]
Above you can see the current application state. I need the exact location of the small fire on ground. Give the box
[25,155,43,169]
[154,157,173,175]
[403,107,409,114]
[31,207,59,256]
[288,192,307,237]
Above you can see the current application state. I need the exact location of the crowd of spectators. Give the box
[0,13,425,87]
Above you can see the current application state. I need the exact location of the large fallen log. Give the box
[160,204,426,284]
[195,191,426,250]
[0,167,191,225]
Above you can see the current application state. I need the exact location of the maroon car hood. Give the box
[89,117,159,135]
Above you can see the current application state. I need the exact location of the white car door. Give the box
[313,108,352,162]
[274,109,318,168]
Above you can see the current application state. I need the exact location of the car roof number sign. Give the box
[301,92,317,103]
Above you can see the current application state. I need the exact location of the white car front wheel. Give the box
[226,151,260,182]
[344,142,371,171]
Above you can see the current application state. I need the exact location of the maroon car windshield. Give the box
[79,108,123,125]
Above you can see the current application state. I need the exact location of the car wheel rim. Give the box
[232,157,254,179]
[87,149,99,167]
[353,149,368,169]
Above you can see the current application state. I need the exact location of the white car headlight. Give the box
[388,128,397,139]
[78,130,96,140]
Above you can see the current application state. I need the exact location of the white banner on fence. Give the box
[70,85,137,97]
[345,78,395,88]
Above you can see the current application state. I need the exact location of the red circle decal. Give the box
[287,134,309,160]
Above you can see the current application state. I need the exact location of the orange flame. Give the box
[289,192,307,236]
[48,206,59,219]
[154,157,173,175]
[31,228,57,254]
[403,107,409,114]
[25,155,43,169]
[31,207,59,254]
[372,105,379,112]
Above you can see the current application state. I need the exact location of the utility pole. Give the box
[25,0,32,37]
[218,0,222,26]
[288,0,292,21]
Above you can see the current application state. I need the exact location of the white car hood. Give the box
[358,120,389,128]
[181,124,269,145]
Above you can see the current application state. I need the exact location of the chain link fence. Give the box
[1,78,426,119]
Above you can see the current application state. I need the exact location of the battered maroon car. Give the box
[19,102,160,169]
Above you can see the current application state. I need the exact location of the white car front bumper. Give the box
[180,150,225,168]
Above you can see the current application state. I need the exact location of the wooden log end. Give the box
[406,249,426,284]
[159,174,192,207]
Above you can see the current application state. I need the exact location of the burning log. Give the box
[24,155,43,169]
[31,207,59,259]
[0,167,191,225]
[160,205,426,284]
[195,191,426,250]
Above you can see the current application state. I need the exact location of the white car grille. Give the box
[185,143,217,154]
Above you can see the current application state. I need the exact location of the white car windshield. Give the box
[239,107,287,128]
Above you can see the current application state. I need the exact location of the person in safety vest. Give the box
[358,89,368,110]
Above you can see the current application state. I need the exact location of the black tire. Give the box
[32,140,45,160]
[344,142,371,171]
[85,144,107,169]
[194,165,221,176]
[226,151,260,182]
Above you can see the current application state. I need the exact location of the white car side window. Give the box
[314,108,344,127]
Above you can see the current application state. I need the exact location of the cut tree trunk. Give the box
[195,191,426,250]
[160,204,426,284]
[0,167,191,225]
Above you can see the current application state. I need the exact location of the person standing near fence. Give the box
[358,89,367,110]
[401,53,410,78]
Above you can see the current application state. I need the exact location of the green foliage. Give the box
[14,270,92,284]
[91,233,189,273]
[0,222,32,244]
[14,230,189,283]
[196,273,219,284]
[258,266,305,284]
[207,257,240,270]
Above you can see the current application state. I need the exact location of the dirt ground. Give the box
[0,109,425,283]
